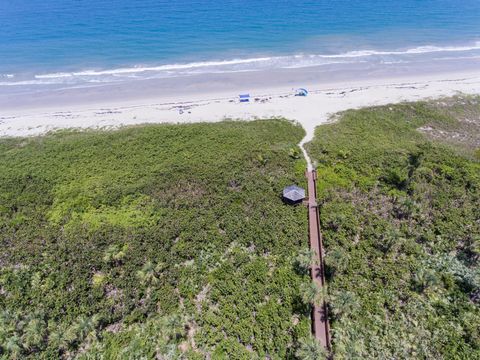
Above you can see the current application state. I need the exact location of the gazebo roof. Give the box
[283,185,306,202]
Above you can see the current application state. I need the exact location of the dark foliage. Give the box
[0,120,310,359]
[306,96,480,359]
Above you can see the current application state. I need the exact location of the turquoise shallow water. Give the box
[1,0,480,86]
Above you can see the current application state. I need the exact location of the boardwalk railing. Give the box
[306,169,330,349]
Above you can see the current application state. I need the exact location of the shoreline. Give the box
[1,68,480,140]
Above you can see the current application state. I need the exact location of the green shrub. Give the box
[0,120,309,358]
[307,98,480,358]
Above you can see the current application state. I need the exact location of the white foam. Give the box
[281,59,367,69]
[35,57,275,79]
[434,55,480,61]
[1,40,478,87]
[321,42,480,58]
[34,41,480,80]
[0,79,59,86]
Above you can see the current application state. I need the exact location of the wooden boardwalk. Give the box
[306,170,330,349]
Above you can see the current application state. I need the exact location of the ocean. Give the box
[1,0,480,88]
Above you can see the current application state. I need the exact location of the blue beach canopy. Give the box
[239,94,250,102]
[295,88,308,96]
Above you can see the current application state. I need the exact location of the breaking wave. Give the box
[2,41,480,87]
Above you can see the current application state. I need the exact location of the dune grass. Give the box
[306,95,480,359]
[0,120,310,359]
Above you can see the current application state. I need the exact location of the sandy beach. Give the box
[2,68,480,146]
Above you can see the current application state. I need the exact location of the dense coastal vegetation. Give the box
[307,95,480,359]
[0,120,311,359]
[1,95,479,359]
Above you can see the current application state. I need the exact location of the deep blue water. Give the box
[1,0,480,85]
